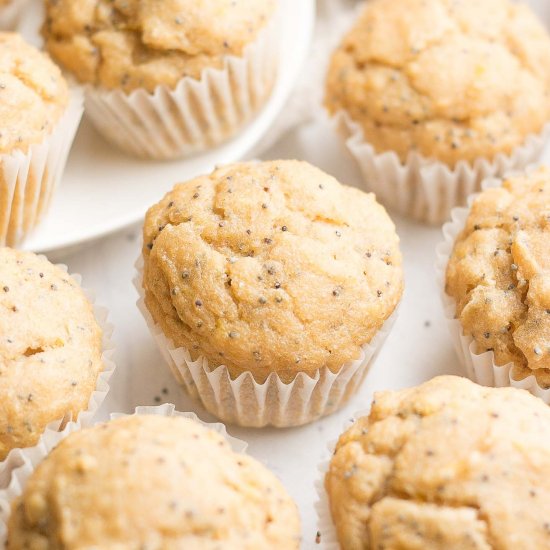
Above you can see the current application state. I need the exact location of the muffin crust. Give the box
[142,160,403,383]
[325,0,550,166]
[326,376,550,550]
[0,33,68,155]
[7,415,301,549]
[43,0,276,93]
[446,167,550,387]
[0,248,103,460]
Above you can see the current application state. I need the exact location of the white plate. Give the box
[21,0,316,255]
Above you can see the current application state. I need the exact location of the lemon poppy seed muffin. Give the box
[446,167,550,388]
[43,0,276,94]
[326,0,550,167]
[325,376,550,550]
[0,248,104,461]
[142,160,403,384]
[0,33,69,155]
[7,414,301,549]
[42,0,278,159]
[0,32,74,246]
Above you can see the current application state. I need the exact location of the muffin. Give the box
[0,32,82,247]
[0,248,105,462]
[325,0,550,224]
[0,0,28,30]
[323,376,550,550]
[6,414,301,549]
[138,160,403,427]
[43,0,279,159]
[441,166,550,396]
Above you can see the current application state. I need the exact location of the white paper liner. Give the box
[336,111,550,226]
[0,88,83,246]
[0,0,28,29]
[315,442,340,550]
[0,264,115,489]
[314,406,372,550]
[134,258,398,428]
[435,170,550,403]
[84,10,280,160]
[0,404,246,545]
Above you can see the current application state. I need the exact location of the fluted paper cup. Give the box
[314,407,371,550]
[315,442,340,549]
[135,258,398,428]
[0,404,245,544]
[336,111,550,225]
[84,11,280,160]
[0,266,115,489]
[0,88,83,246]
[435,171,550,403]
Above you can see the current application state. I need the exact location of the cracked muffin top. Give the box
[446,167,550,387]
[42,0,276,93]
[0,248,103,461]
[325,376,550,550]
[7,414,301,549]
[325,0,550,166]
[0,33,68,155]
[142,160,403,383]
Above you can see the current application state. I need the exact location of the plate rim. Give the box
[23,0,317,255]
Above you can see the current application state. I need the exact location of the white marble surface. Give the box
[55,115,462,549]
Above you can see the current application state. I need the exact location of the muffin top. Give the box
[142,160,403,383]
[0,248,103,461]
[7,414,301,549]
[325,0,550,166]
[446,167,550,387]
[0,33,69,155]
[43,0,276,94]
[325,375,550,550]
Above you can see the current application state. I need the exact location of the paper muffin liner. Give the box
[314,406,371,550]
[0,88,83,247]
[0,265,115,490]
[0,0,29,30]
[435,172,550,403]
[336,111,550,225]
[0,405,246,545]
[134,258,398,428]
[315,441,341,549]
[84,9,280,160]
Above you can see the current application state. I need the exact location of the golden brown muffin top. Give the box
[8,415,301,549]
[446,167,550,387]
[142,160,403,383]
[325,0,550,166]
[43,0,276,93]
[0,33,68,155]
[0,248,103,461]
[326,376,550,550]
